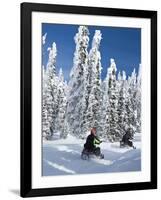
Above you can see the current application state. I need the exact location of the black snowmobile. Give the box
[81,134,104,160]
[81,147,104,160]
[120,129,136,149]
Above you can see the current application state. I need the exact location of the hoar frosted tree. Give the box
[42,42,59,139]
[136,64,141,133]
[125,68,138,136]
[55,68,68,138]
[105,58,120,142]
[83,30,102,135]
[66,26,89,138]
[117,70,127,137]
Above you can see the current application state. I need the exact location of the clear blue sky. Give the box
[42,23,141,82]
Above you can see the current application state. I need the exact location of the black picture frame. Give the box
[20,2,157,198]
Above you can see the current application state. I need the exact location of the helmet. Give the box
[91,127,96,135]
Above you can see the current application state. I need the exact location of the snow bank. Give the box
[43,134,141,176]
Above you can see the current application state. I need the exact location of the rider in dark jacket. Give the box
[122,128,135,149]
[84,128,102,154]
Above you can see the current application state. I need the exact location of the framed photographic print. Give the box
[21,2,157,197]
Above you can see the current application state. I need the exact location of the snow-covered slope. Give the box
[42,134,141,176]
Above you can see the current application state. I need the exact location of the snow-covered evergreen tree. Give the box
[42,33,47,45]
[105,58,120,142]
[97,77,109,139]
[42,33,47,67]
[42,33,48,139]
[66,26,89,138]
[136,64,141,133]
[83,30,102,135]
[42,54,52,140]
[55,68,68,138]
[42,42,58,139]
[117,71,128,137]
[125,68,137,136]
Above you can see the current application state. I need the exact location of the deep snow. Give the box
[42,134,141,176]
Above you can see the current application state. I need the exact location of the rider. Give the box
[84,127,102,155]
[121,128,136,149]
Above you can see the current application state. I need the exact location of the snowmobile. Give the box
[81,147,104,160]
[120,140,136,149]
[120,130,136,149]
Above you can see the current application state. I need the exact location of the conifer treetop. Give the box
[92,30,102,49]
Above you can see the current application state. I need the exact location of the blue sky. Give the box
[42,23,141,82]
